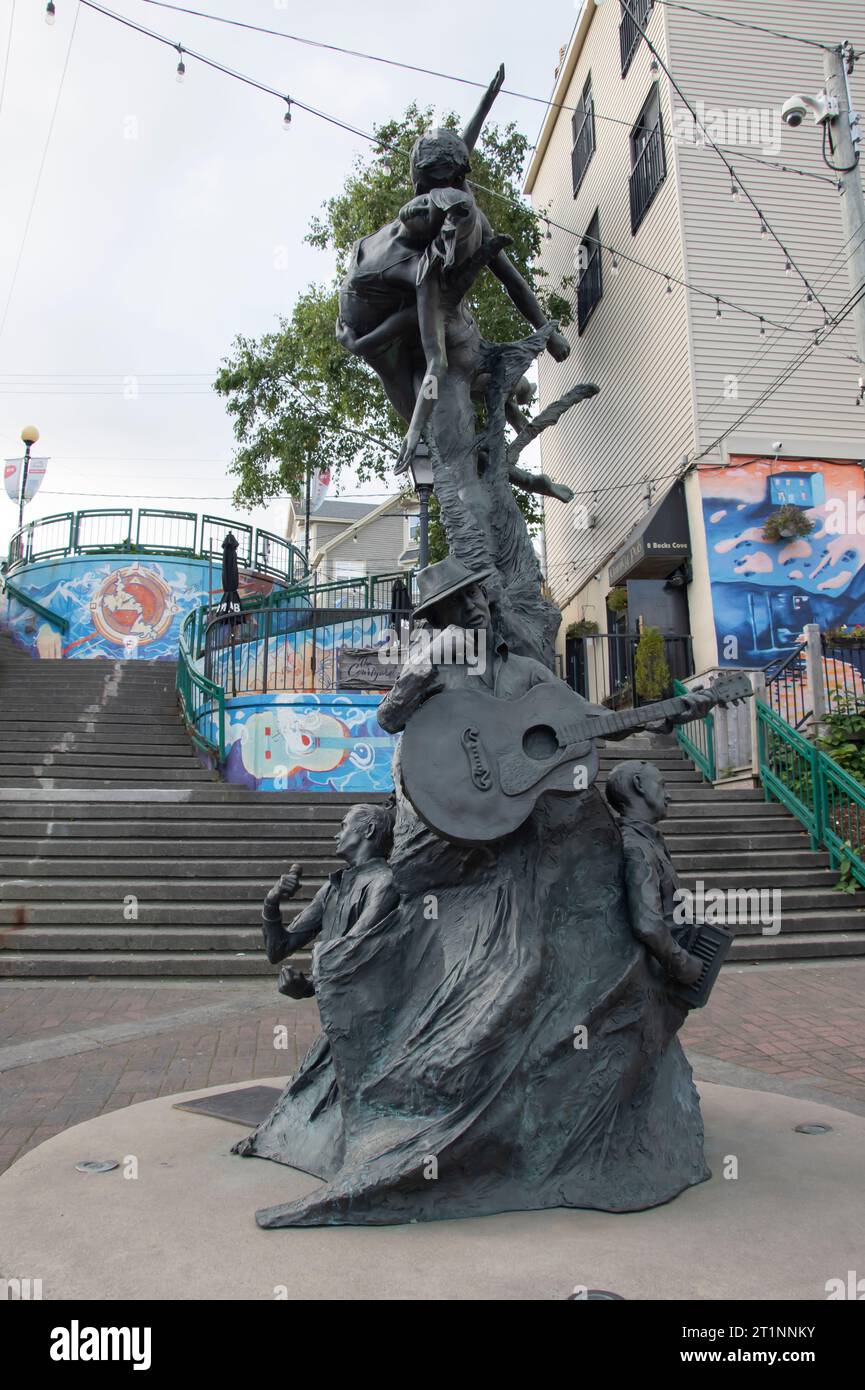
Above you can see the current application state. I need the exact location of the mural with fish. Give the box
[700,457,865,666]
[214,691,396,793]
[1,553,277,660]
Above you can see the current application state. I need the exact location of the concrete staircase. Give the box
[599,737,865,963]
[1,632,863,975]
[0,634,384,978]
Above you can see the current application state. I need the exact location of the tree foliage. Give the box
[214,103,573,532]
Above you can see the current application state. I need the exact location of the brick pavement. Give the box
[1,960,864,1175]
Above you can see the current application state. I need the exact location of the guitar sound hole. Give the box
[523,724,559,760]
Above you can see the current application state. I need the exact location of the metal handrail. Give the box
[1,578,70,635]
[6,506,309,588]
[673,677,715,783]
[757,696,865,884]
[176,614,226,762]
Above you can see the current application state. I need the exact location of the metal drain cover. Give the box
[794,1123,833,1135]
[75,1159,120,1173]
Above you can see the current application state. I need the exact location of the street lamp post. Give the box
[408,442,435,572]
[18,425,40,533]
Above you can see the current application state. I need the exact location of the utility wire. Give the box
[78,0,833,339]
[0,3,79,344]
[0,0,16,126]
[134,0,837,187]
[652,1,836,53]
[619,0,833,318]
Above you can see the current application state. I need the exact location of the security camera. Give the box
[781,92,838,129]
[781,95,808,128]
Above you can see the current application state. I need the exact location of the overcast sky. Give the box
[0,0,578,555]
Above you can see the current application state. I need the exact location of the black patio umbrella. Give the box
[389,576,412,629]
[216,532,243,624]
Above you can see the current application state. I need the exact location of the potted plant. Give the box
[566,618,599,638]
[762,504,814,543]
[824,624,865,645]
[607,587,628,614]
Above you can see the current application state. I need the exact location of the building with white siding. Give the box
[525,0,865,700]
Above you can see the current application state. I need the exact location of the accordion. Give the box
[671,921,734,1010]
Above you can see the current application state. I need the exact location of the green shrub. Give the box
[634,626,671,701]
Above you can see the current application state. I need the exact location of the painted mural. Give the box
[700,458,865,667]
[206,612,393,694]
[2,553,277,660]
[216,691,396,793]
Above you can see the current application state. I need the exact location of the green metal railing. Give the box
[176,568,416,762]
[1,578,70,635]
[176,610,226,761]
[7,506,309,586]
[757,697,865,886]
[673,678,716,783]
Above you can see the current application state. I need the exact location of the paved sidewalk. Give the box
[1,960,864,1174]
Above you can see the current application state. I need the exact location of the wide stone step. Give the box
[1,734,193,752]
[728,931,865,961]
[0,835,339,857]
[678,868,838,888]
[0,804,354,825]
[0,899,313,924]
[663,813,795,833]
[666,833,809,852]
[0,950,276,978]
[0,856,337,880]
[671,850,830,871]
[0,876,326,904]
[0,789,384,810]
[0,769,215,785]
[0,817,339,839]
[1,752,202,768]
[0,713,184,729]
[3,926,274,952]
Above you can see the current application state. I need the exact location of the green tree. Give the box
[214,103,573,541]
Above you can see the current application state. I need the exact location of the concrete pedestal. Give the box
[0,1078,861,1301]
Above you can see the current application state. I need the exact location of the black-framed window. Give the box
[629,85,667,234]
[577,210,603,334]
[570,74,596,197]
[620,0,653,78]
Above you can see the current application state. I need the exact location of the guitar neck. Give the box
[561,693,701,745]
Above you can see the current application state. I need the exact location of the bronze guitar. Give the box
[401,671,752,845]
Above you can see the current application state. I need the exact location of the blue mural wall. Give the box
[1,553,279,660]
[213,691,396,793]
[701,458,865,666]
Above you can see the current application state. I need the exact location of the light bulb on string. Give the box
[805,287,814,303]
[283,99,292,131]
[611,252,620,276]
[759,317,766,338]
[175,46,186,82]
[45,1,56,23]
[784,258,792,276]
[730,178,741,203]
[759,219,768,239]
[665,276,672,296]
[715,298,722,321]
[544,219,553,241]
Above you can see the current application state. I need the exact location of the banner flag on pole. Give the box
[4,457,48,503]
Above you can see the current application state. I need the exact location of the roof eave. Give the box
[523,2,595,196]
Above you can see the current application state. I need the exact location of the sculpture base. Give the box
[0,1077,860,1301]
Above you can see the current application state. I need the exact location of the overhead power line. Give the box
[64,1,836,342]
[133,0,838,188]
[0,3,79,344]
[619,0,833,318]
[652,1,836,53]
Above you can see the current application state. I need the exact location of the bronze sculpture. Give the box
[232,66,750,1227]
